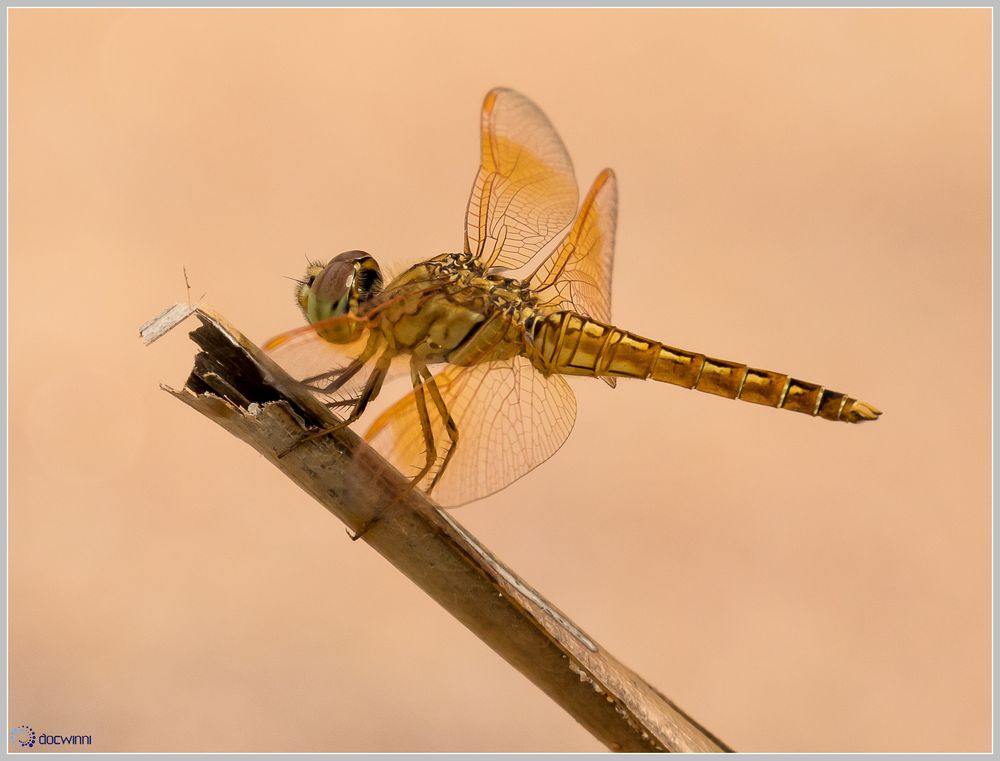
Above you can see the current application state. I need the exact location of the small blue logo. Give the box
[9,725,92,748]
[10,725,36,748]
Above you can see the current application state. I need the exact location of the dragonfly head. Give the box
[297,250,383,343]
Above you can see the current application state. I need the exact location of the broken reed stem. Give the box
[142,304,732,753]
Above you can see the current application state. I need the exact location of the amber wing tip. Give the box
[845,400,882,423]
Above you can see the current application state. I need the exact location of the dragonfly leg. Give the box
[277,351,391,458]
[395,360,459,495]
[419,365,459,495]
[301,334,380,393]
[345,360,455,541]
[302,357,365,394]
[408,362,438,488]
[323,396,362,410]
[347,361,438,543]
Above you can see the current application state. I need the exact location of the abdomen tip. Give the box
[846,400,882,423]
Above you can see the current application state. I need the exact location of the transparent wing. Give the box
[263,316,397,405]
[364,356,577,507]
[465,88,579,271]
[530,169,618,324]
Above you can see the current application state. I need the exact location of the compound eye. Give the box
[329,250,382,301]
[311,258,355,305]
[330,249,372,266]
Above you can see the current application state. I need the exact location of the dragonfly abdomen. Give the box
[529,311,880,424]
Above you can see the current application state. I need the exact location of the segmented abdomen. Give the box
[529,311,880,423]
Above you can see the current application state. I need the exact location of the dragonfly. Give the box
[264,88,881,508]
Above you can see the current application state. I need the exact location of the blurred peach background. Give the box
[9,8,990,752]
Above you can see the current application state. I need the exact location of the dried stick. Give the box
[141,304,733,753]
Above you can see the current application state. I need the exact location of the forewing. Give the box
[465,88,579,271]
[365,356,577,507]
[530,169,618,324]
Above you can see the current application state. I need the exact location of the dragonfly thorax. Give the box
[372,254,534,366]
